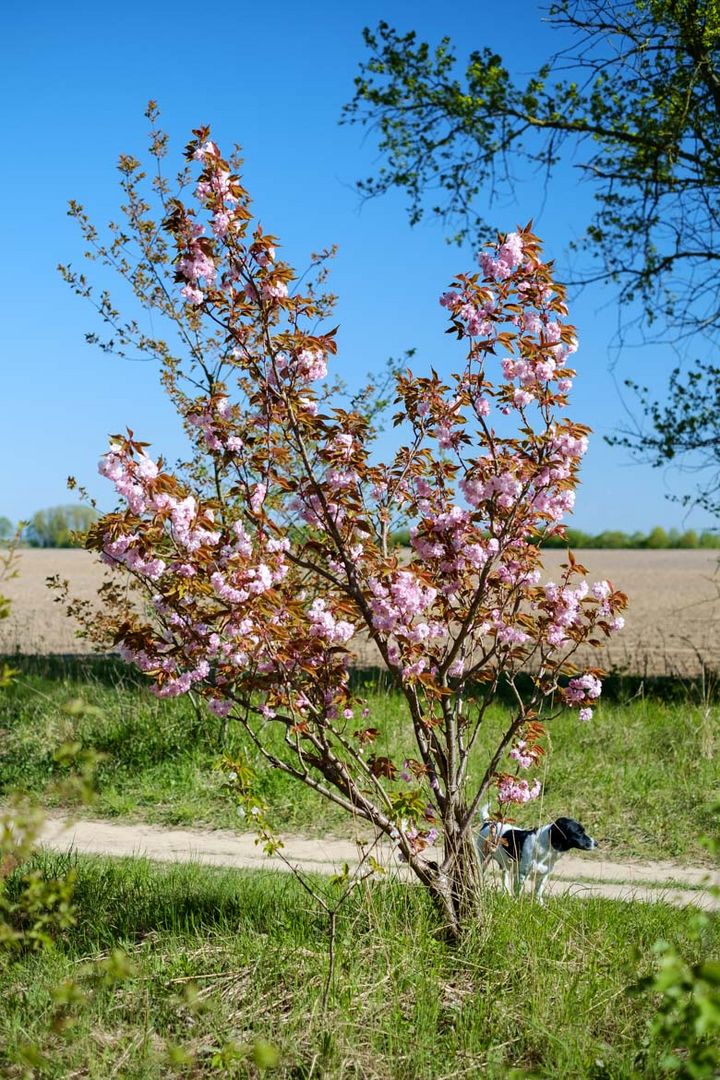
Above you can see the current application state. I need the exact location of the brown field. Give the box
[1,547,718,676]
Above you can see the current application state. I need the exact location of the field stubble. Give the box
[2,548,718,676]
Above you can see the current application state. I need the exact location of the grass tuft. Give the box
[1,853,717,1077]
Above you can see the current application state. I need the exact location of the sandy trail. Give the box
[39,815,719,911]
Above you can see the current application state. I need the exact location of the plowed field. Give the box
[1,548,718,676]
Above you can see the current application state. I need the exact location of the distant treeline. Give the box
[3,510,718,551]
[391,525,720,550]
[539,526,720,549]
[0,506,99,548]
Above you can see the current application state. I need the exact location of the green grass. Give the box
[0,655,717,863]
[1,852,717,1078]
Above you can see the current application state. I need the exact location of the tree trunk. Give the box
[429,829,484,941]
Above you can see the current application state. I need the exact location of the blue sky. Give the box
[1,0,712,533]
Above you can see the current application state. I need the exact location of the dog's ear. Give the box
[549,819,574,851]
[565,819,588,841]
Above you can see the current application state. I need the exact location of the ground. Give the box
[1,550,718,1076]
[2,547,720,675]
[39,813,720,910]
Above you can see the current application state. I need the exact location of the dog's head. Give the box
[549,818,597,853]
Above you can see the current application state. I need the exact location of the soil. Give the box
[3,548,718,676]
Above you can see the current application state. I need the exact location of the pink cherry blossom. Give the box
[181,284,204,305]
[262,279,288,301]
[479,230,524,280]
[497,776,542,804]
[250,482,267,514]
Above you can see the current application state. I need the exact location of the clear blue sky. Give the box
[1,0,712,533]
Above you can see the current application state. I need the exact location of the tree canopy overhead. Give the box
[344,1,720,515]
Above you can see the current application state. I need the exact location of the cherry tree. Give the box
[65,109,626,936]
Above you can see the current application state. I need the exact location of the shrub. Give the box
[66,113,626,935]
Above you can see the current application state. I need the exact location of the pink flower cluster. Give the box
[548,430,589,462]
[168,497,221,552]
[250,483,267,514]
[308,598,355,645]
[325,468,360,494]
[460,467,522,511]
[410,506,499,591]
[563,672,603,721]
[208,696,232,717]
[116,636,214,700]
[440,288,495,338]
[525,430,589,522]
[151,661,211,699]
[591,579,625,631]
[434,422,461,450]
[102,534,166,580]
[541,579,589,647]
[333,433,354,459]
[195,166,238,208]
[531,486,576,522]
[262,279,288,301]
[500,336,574,408]
[495,559,541,590]
[179,246,216,287]
[96,463,221,566]
[251,241,276,268]
[273,347,327,385]
[564,672,603,704]
[192,140,220,161]
[177,222,217,306]
[212,564,269,603]
[369,571,437,634]
[492,609,530,646]
[291,488,345,531]
[479,231,524,281]
[509,740,535,769]
[297,348,327,381]
[186,396,243,454]
[497,775,542,804]
[210,532,290,606]
[181,149,245,295]
[367,572,445,671]
[99,446,158,514]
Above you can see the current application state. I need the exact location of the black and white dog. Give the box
[476,807,598,903]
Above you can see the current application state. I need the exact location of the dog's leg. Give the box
[502,869,514,896]
[533,871,550,906]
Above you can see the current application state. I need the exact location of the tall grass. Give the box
[0,655,717,861]
[1,852,717,1078]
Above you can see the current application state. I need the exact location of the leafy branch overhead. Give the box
[344,2,720,336]
[343,2,720,514]
[611,357,720,516]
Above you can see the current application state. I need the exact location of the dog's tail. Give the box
[478,802,491,824]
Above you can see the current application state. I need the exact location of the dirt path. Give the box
[39,815,719,910]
